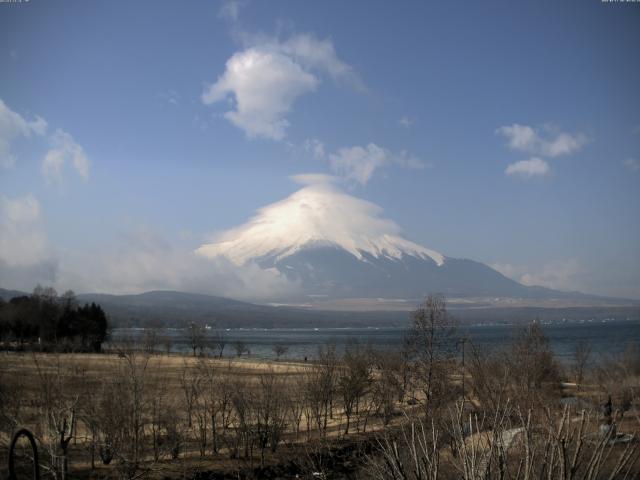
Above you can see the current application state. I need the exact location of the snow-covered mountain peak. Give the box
[196,182,445,266]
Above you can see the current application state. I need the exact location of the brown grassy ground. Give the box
[0,351,394,479]
[1,351,638,479]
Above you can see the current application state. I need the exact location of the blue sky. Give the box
[1,0,639,299]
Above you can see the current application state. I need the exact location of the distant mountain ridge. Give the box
[1,183,636,327]
[2,288,638,329]
[195,182,615,304]
[0,288,25,301]
[3,185,630,310]
[78,290,254,311]
[253,244,592,301]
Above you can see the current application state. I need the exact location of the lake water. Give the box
[111,319,640,363]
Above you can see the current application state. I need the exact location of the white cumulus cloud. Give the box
[491,259,584,292]
[202,34,361,140]
[42,129,90,182]
[505,157,550,179]
[496,123,589,157]
[0,98,47,168]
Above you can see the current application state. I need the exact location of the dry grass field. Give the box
[1,306,639,479]
[0,349,405,479]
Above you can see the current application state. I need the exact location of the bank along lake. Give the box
[111,318,640,362]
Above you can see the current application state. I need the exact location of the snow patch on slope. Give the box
[196,182,445,266]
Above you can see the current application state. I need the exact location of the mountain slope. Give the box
[255,246,588,301]
[195,181,589,302]
[78,290,254,311]
[0,288,27,302]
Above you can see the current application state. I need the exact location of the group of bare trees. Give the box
[0,337,412,478]
[369,400,639,480]
[1,349,171,479]
[1,294,638,479]
[139,323,227,359]
[368,294,640,479]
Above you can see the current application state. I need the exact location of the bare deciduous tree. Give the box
[104,348,153,479]
[408,294,457,416]
[369,401,639,480]
[272,344,289,360]
[338,340,372,435]
[287,382,306,441]
[211,327,227,358]
[509,322,561,410]
[180,361,201,429]
[161,334,172,355]
[142,329,157,354]
[187,322,205,357]
[254,370,288,466]
[33,354,80,480]
[305,342,338,438]
[372,349,408,425]
[233,340,248,358]
[467,343,511,416]
[572,339,592,387]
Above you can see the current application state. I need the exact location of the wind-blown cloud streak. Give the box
[42,129,90,183]
[0,193,58,290]
[54,228,299,300]
[0,97,90,182]
[496,123,589,158]
[497,123,589,180]
[0,211,299,300]
[0,99,47,169]
[328,143,426,185]
[504,157,550,178]
[301,141,426,185]
[491,259,584,292]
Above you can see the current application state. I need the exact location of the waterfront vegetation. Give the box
[0,287,108,353]
[0,293,638,479]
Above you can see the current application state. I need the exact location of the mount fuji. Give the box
[195,177,605,307]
